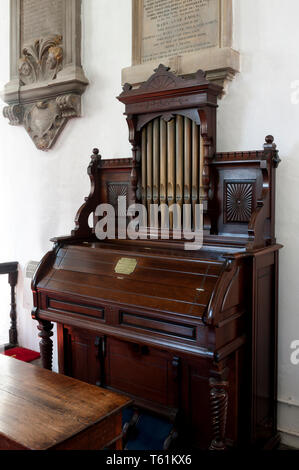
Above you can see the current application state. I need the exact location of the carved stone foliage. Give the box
[3,104,24,126]
[224,181,254,224]
[19,35,63,86]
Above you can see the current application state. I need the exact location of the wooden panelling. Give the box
[120,311,196,340]
[47,297,104,320]
[62,327,103,386]
[105,338,178,409]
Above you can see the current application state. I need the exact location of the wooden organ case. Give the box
[32,65,282,450]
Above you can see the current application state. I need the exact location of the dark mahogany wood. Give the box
[118,65,222,234]
[209,373,229,451]
[0,355,131,450]
[31,66,281,450]
[36,319,53,370]
[0,262,18,349]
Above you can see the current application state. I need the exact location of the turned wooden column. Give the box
[126,114,140,208]
[0,262,18,349]
[37,320,54,370]
[209,375,229,451]
[8,269,18,346]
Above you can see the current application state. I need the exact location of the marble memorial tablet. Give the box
[123,0,240,92]
[21,0,64,45]
[142,0,219,63]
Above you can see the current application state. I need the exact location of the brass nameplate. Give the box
[115,258,137,275]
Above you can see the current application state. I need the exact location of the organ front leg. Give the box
[37,320,54,370]
[209,374,229,451]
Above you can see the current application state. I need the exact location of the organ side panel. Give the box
[57,325,104,387]
[250,249,279,447]
[104,337,181,419]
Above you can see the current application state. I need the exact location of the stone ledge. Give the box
[122,47,240,94]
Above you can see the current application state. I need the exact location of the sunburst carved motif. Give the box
[147,75,176,91]
[107,183,129,210]
[225,182,254,223]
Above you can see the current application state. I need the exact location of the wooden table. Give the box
[0,355,131,450]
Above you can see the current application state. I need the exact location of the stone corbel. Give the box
[3,93,81,151]
[17,93,81,151]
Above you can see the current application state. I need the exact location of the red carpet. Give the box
[3,347,40,363]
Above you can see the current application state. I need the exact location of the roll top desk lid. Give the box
[36,242,231,322]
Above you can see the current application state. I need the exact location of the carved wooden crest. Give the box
[119,64,214,100]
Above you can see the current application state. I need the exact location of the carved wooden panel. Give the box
[62,326,103,386]
[224,181,255,224]
[105,337,179,409]
[107,182,129,210]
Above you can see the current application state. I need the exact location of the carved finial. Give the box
[264,135,281,168]
[265,135,274,145]
[264,135,276,150]
[90,148,101,164]
[154,64,171,73]
[122,83,132,92]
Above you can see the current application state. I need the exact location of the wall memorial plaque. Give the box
[21,0,64,45]
[123,0,240,92]
[141,0,220,63]
[2,0,88,150]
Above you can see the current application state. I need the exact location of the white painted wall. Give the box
[0,0,298,447]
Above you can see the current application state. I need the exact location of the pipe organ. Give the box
[141,116,203,230]
[32,65,281,450]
